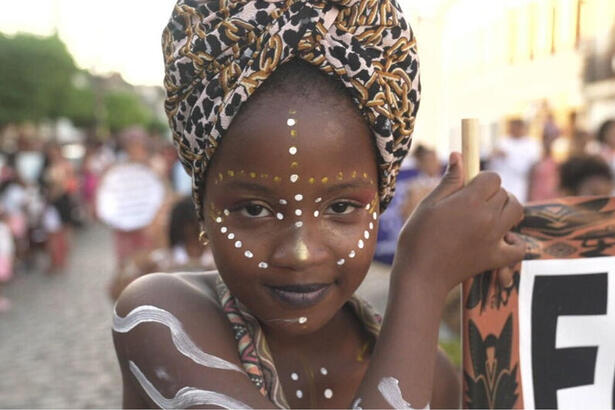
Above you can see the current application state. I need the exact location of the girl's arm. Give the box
[355,152,525,409]
[112,273,277,409]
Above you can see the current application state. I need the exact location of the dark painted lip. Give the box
[266,283,331,308]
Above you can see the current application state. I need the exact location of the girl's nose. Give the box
[270,227,329,270]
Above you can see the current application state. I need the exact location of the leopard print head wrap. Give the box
[163,0,420,222]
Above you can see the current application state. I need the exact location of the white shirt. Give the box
[488,136,541,203]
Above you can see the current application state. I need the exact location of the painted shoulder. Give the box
[114,270,221,318]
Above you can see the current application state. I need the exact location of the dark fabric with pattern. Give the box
[162,0,421,221]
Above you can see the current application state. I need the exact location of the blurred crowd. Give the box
[0,127,215,312]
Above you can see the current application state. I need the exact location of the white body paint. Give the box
[129,361,251,409]
[377,377,429,410]
[351,397,363,409]
[113,305,243,373]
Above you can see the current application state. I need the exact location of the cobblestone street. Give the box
[0,224,122,408]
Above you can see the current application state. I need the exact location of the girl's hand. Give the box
[393,152,525,295]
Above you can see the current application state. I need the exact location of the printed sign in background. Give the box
[463,196,615,409]
[96,162,165,231]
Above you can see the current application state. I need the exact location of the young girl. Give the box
[113,1,525,408]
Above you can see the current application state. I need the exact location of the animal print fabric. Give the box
[162,0,420,221]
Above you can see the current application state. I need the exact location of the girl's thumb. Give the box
[427,152,464,202]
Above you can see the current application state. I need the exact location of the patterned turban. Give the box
[162,0,420,222]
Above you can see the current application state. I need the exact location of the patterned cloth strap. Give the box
[215,277,382,408]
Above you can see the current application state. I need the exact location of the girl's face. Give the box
[203,91,379,335]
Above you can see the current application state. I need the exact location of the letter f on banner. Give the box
[519,257,615,409]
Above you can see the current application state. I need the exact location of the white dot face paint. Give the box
[289,146,298,155]
[215,217,222,223]
[258,262,268,269]
[291,372,299,381]
[372,212,378,220]
[358,240,364,249]
[295,209,302,216]
[276,212,284,220]
[324,388,333,399]
[315,197,322,203]
[294,194,303,201]
[244,250,253,258]
[364,231,369,239]
[365,204,370,210]
[320,367,328,376]
[234,241,242,248]
[223,209,230,216]
[220,227,228,234]
[313,210,319,217]
[295,221,303,228]
[287,118,296,127]
[337,259,345,265]
[279,199,287,205]
[296,390,303,399]
[298,316,307,324]
[290,174,299,183]
[227,233,235,240]
[369,222,374,230]
[349,250,356,258]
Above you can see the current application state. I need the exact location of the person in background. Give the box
[401,144,443,219]
[528,115,561,202]
[559,155,614,197]
[40,143,78,273]
[108,196,215,301]
[0,206,14,312]
[488,118,541,203]
[597,119,615,173]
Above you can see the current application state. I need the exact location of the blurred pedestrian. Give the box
[488,118,540,203]
[401,144,443,218]
[597,119,615,173]
[0,206,14,312]
[559,155,614,197]
[528,116,560,202]
[40,143,78,273]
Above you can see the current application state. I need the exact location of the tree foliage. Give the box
[0,32,76,125]
[0,32,161,134]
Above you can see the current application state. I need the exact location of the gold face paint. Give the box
[308,177,315,184]
[273,176,282,183]
[294,239,309,262]
[227,170,234,177]
[249,172,257,178]
[321,177,328,184]
[337,171,344,180]
[290,161,299,169]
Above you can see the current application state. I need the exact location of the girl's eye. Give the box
[239,204,271,218]
[327,201,359,215]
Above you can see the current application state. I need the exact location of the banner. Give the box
[463,196,615,409]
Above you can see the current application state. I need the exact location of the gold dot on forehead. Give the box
[321,177,328,184]
[290,129,297,137]
[290,161,299,169]
[249,172,257,178]
[227,170,234,177]
[273,176,282,183]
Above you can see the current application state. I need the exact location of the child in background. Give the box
[559,155,614,197]
[113,1,524,408]
[108,196,216,301]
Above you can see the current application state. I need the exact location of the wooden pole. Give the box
[462,119,480,183]
[461,118,480,409]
